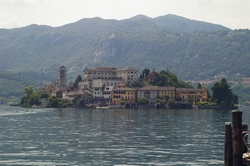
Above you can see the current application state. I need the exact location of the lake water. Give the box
[0,105,250,166]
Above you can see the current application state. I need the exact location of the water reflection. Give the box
[0,105,249,165]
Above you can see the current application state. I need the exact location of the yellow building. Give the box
[112,87,137,105]
[158,86,175,99]
[176,88,208,102]
[176,88,188,102]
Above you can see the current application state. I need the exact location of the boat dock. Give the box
[9,103,20,107]
[224,110,250,166]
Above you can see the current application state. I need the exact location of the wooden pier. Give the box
[9,103,20,107]
[224,110,250,166]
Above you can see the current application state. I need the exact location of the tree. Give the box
[211,78,237,106]
[143,68,150,81]
[73,74,82,89]
[197,83,202,89]
[138,98,149,105]
[20,86,34,106]
[24,86,34,98]
[29,92,40,106]
[49,97,60,108]
[40,93,49,99]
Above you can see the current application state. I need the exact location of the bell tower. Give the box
[59,66,66,87]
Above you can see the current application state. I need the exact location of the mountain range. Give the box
[0,14,250,99]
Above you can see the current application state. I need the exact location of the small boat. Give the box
[96,104,109,109]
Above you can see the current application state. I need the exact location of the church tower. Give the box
[59,66,66,87]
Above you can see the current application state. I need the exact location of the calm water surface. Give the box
[0,105,250,166]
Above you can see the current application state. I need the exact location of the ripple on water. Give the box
[0,106,245,165]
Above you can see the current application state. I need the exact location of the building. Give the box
[115,67,139,86]
[158,86,176,99]
[186,88,208,102]
[242,77,250,85]
[112,86,137,105]
[137,86,158,105]
[176,88,208,103]
[44,65,210,108]
[84,67,138,87]
[59,66,67,87]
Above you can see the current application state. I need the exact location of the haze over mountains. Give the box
[0,14,250,98]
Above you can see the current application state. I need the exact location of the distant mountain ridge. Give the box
[0,14,248,85]
[130,14,231,32]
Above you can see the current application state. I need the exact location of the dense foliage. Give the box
[20,86,73,108]
[20,86,38,107]
[138,68,194,88]
[211,78,238,106]
[73,75,82,89]
[0,71,41,97]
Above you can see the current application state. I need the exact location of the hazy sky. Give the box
[1,0,249,29]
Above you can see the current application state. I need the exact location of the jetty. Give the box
[224,110,250,166]
[9,103,20,107]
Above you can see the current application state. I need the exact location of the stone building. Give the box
[59,66,67,87]
[83,67,138,87]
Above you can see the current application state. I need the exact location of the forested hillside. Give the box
[0,71,41,97]
[1,14,250,103]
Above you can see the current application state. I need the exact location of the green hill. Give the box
[1,14,250,102]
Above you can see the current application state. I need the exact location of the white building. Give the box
[137,86,158,105]
[84,67,138,86]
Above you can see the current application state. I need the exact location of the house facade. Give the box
[137,86,158,105]
[158,86,176,99]
[112,87,137,105]
[176,88,208,103]
[84,67,138,87]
